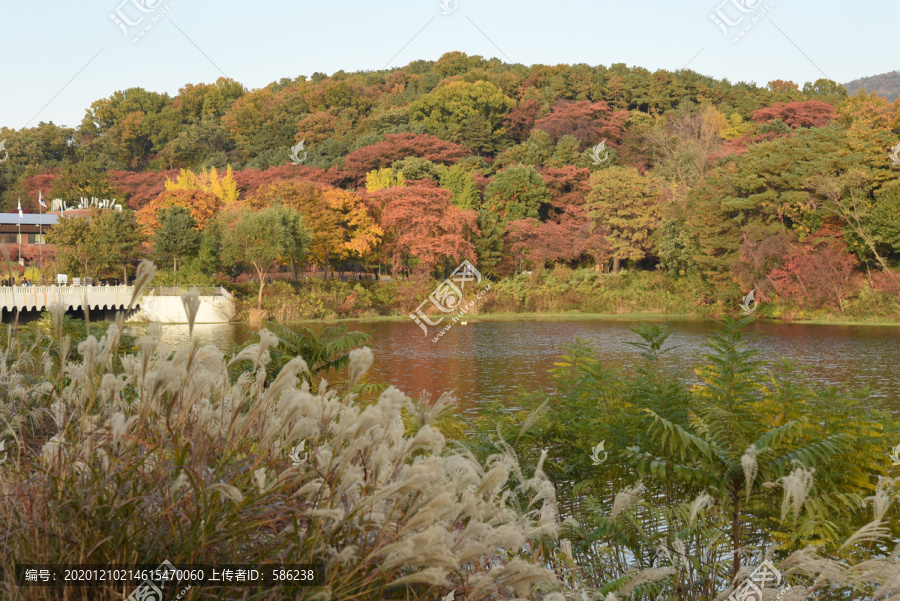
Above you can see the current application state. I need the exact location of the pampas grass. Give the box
[0,269,566,601]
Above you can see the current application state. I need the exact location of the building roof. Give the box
[0,214,59,226]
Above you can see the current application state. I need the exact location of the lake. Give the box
[151,317,900,417]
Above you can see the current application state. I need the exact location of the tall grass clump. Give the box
[0,262,566,601]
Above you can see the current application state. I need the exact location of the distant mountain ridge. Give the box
[844,70,900,101]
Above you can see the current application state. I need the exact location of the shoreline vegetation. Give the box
[213,268,900,326]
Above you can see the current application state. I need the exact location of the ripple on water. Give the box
[149,319,900,416]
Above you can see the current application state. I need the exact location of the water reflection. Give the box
[150,319,900,416]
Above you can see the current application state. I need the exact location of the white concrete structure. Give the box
[0,285,235,324]
[133,289,236,324]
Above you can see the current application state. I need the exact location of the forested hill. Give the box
[2,52,900,316]
[844,70,900,101]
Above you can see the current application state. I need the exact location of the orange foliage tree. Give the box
[137,188,221,233]
[252,180,382,279]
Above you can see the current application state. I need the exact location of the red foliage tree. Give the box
[21,171,58,209]
[342,134,470,183]
[108,170,180,211]
[502,99,541,144]
[539,166,592,210]
[533,100,629,148]
[374,181,478,276]
[751,100,836,129]
[769,230,859,313]
[233,165,333,198]
[870,269,900,301]
[21,243,57,274]
[505,218,565,270]
[505,204,609,270]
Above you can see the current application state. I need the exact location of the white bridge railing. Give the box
[0,285,138,312]
[0,285,232,312]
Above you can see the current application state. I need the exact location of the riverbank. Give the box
[225,268,900,326]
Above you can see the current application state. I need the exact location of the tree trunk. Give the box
[613,257,620,273]
[255,265,266,311]
[322,248,331,280]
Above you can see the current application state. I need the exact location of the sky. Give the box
[0,0,896,130]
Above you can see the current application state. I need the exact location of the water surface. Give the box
[152,318,900,416]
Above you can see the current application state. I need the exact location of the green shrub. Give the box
[473,319,900,600]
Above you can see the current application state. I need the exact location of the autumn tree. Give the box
[137,166,240,232]
[644,103,725,204]
[810,171,900,301]
[769,230,859,313]
[502,99,541,144]
[108,169,179,211]
[505,203,610,273]
[375,181,478,277]
[164,165,240,203]
[732,224,793,298]
[221,85,303,155]
[174,77,245,121]
[365,169,405,192]
[439,164,481,210]
[585,166,661,271]
[766,80,804,104]
[253,181,381,279]
[137,188,221,233]
[533,100,628,148]
[751,100,836,129]
[341,134,470,183]
[233,164,334,197]
[539,166,592,209]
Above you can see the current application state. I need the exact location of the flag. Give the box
[39,191,46,208]
[17,199,22,218]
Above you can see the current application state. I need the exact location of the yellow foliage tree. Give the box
[721,112,754,140]
[165,165,240,203]
[365,168,404,192]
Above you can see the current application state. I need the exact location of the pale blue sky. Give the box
[0,0,895,130]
